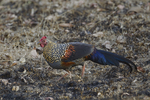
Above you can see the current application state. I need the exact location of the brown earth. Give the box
[0,0,150,100]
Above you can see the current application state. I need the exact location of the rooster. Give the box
[39,36,137,81]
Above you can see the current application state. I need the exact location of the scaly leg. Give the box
[57,70,71,81]
[81,63,85,78]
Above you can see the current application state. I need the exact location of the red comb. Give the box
[40,36,47,41]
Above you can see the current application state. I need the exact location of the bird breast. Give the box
[43,42,68,62]
[43,42,70,68]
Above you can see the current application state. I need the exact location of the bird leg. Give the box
[57,70,71,81]
[81,63,85,78]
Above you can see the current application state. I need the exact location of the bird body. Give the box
[43,41,94,70]
[39,36,137,80]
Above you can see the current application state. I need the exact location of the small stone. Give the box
[42,97,54,100]
[19,57,26,63]
[117,35,126,43]
[97,8,106,12]
[112,49,116,53]
[65,29,70,33]
[78,79,82,82]
[29,48,41,59]
[97,92,102,96]
[0,79,9,85]
[45,15,57,21]
[36,47,43,55]
[92,32,104,37]
[12,86,19,91]
[23,69,26,73]
[102,41,112,49]
[117,44,123,49]
[66,93,72,98]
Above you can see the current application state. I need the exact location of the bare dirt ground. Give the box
[0,0,150,100]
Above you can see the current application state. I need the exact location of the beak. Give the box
[37,42,40,45]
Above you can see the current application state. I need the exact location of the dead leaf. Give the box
[45,15,57,21]
[59,23,74,28]
[117,5,124,10]
[7,14,18,20]
[11,63,17,67]
[128,6,143,14]
[5,53,12,60]
[0,61,8,65]
[137,66,145,73]
[107,1,114,5]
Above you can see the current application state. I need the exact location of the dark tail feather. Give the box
[89,49,137,73]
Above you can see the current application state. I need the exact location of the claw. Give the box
[57,70,71,81]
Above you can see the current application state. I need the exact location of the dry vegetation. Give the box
[0,0,150,100]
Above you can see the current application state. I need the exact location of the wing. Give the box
[61,42,94,62]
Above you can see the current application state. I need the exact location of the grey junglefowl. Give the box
[39,36,137,81]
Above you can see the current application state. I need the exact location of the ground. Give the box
[0,0,150,100]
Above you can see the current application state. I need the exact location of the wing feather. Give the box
[61,42,94,62]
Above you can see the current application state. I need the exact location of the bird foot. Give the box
[56,70,71,81]
[81,64,85,78]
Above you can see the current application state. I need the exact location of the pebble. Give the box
[12,86,19,91]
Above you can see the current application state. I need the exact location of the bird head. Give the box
[39,36,47,47]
